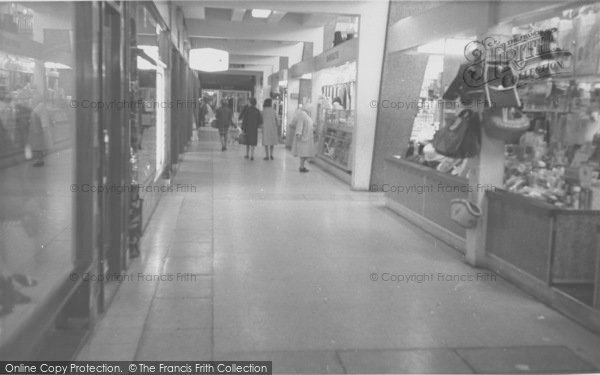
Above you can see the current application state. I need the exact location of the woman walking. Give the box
[291,106,315,172]
[241,98,262,160]
[261,98,279,160]
[215,99,233,151]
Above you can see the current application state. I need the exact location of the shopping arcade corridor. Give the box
[77,128,600,373]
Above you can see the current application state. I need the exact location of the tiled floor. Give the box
[78,128,600,373]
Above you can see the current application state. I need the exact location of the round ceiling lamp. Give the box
[189,48,229,72]
[251,9,272,18]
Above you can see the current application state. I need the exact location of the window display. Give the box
[131,6,161,186]
[404,41,475,178]
[502,3,600,210]
[313,62,356,173]
[0,1,75,347]
[318,108,354,171]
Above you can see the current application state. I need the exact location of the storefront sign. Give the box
[326,51,340,62]
[313,38,358,71]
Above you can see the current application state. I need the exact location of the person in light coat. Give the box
[261,98,279,160]
[291,106,315,173]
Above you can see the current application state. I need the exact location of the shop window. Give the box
[0,1,75,347]
[403,38,475,177]
[313,61,357,172]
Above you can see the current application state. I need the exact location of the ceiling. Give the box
[174,1,359,85]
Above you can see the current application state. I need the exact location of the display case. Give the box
[486,189,600,307]
[317,108,355,172]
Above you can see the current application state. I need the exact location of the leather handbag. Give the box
[238,132,247,145]
[484,61,521,108]
[432,109,481,159]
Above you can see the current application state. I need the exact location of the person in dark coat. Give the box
[241,98,262,160]
[215,99,233,151]
[27,91,49,166]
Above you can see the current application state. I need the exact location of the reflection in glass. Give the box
[0,1,74,346]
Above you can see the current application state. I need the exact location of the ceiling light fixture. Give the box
[251,9,272,18]
[189,48,229,72]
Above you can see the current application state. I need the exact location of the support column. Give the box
[351,1,389,190]
[465,3,505,267]
[465,132,505,267]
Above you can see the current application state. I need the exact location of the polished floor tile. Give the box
[146,298,212,329]
[136,327,212,361]
[167,241,212,258]
[339,349,473,374]
[455,346,596,373]
[214,350,345,374]
[162,256,213,275]
[155,275,212,299]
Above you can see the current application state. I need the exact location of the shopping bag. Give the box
[238,132,247,145]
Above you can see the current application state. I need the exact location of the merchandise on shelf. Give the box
[317,108,354,171]
[504,129,600,209]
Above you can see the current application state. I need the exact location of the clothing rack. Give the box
[321,81,355,110]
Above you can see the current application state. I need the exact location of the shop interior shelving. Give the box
[317,108,354,172]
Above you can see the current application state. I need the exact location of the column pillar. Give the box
[465,2,505,267]
[351,1,389,190]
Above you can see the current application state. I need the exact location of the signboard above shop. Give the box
[289,37,358,79]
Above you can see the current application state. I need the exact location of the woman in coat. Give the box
[241,98,262,160]
[261,98,279,160]
[215,99,233,151]
[27,92,50,167]
[291,106,315,172]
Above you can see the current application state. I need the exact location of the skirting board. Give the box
[487,253,600,335]
[385,197,466,253]
[310,157,352,184]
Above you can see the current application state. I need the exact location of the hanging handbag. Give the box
[484,107,531,142]
[432,109,480,159]
[484,60,521,108]
[482,58,530,142]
